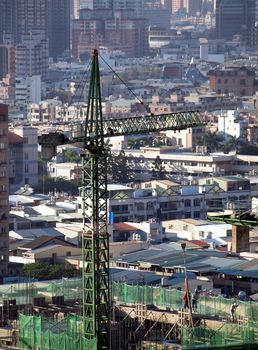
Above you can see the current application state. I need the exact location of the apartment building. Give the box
[209,67,255,97]
[47,162,82,183]
[15,31,48,80]
[120,148,234,180]
[9,126,38,193]
[218,110,248,139]
[72,5,148,59]
[0,104,9,279]
[76,177,253,223]
[27,99,62,123]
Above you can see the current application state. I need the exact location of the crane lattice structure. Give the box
[39,49,205,350]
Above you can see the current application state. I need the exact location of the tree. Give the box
[151,155,166,180]
[108,151,134,183]
[64,149,80,163]
[223,136,244,153]
[23,262,79,280]
[34,176,80,195]
[200,132,224,153]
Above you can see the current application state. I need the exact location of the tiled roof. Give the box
[113,223,139,231]
[190,240,210,248]
[8,132,24,144]
[21,235,75,250]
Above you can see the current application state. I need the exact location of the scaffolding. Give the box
[1,280,258,321]
[5,279,257,349]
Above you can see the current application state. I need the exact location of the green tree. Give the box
[35,176,80,195]
[223,136,244,153]
[238,143,258,155]
[108,151,134,183]
[151,155,166,180]
[23,262,79,280]
[64,149,80,163]
[200,132,224,153]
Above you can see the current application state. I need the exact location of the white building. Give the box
[9,126,38,192]
[75,177,254,223]
[47,162,82,182]
[163,218,232,241]
[218,110,248,139]
[28,99,62,123]
[15,75,41,112]
[120,148,234,180]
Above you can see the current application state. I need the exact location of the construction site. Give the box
[2,49,258,350]
[0,278,257,350]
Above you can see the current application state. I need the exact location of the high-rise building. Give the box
[15,31,49,80]
[47,0,71,60]
[16,0,47,43]
[72,1,148,59]
[93,0,144,17]
[9,126,38,192]
[161,0,173,11]
[172,0,187,13]
[0,0,17,44]
[187,0,202,15]
[0,104,9,280]
[216,0,256,47]
[172,0,202,15]
[93,0,111,8]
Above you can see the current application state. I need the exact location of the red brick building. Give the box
[209,67,255,97]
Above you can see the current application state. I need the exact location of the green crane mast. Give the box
[39,49,205,350]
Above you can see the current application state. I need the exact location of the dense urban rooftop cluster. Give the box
[1,1,258,349]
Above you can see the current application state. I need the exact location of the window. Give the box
[66,251,71,257]
[194,211,200,218]
[24,152,29,160]
[184,199,191,207]
[25,164,29,173]
[194,198,201,206]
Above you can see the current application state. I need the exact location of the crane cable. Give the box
[99,54,152,114]
[67,58,92,108]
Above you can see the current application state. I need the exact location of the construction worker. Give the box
[183,291,191,310]
[230,303,238,322]
[192,289,199,311]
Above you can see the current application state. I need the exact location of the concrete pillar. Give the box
[232,225,249,253]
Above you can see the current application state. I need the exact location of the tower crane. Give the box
[39,49,205,349]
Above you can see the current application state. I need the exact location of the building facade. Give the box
[0,0,17,44]
[76,177,253,223]
[209,67,255,97]
[15,31,49,80]
[0,104,9,279]
[9,126,38,193]
[72,3,149,59]
[215,0,256,47]
[47,0,71,61]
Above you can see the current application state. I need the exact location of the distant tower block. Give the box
[200,38,209,61]
[232,225,249,253]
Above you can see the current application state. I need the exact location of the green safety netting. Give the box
[4,280,258,349]
[1,279,258,322]
[181,322,258,350]
[112,282,258,322]
[19,314,96,350]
